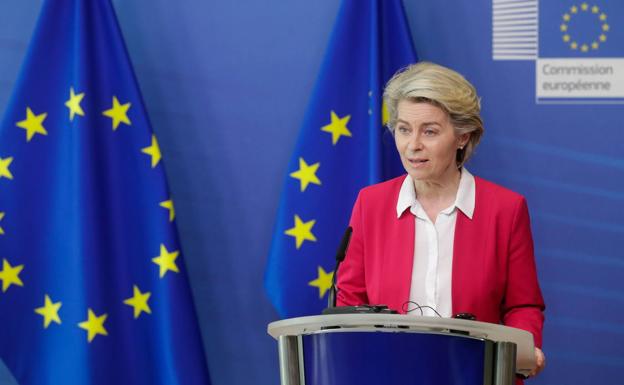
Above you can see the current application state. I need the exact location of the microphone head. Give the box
[335,226,353,262]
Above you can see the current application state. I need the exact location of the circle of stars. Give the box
[560,3,609,53]
[0,84,182,343]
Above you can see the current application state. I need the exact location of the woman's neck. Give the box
[413,167,462,203]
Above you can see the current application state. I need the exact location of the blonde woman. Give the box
[337,62,546,377]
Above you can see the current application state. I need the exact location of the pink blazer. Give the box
[337,174,545,348]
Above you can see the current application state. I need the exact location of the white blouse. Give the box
[395,168,476,317]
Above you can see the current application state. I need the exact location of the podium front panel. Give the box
[302,331,493,385]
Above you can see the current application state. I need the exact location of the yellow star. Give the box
[152,244,179,278]
[580,3,588,11]
[381,102,389,126]
[142,135,161,168]
[560,24,568,32]
[16,107,47,142]
[563,34,570,42]
[563,13,570,21]
[599,34,606,42]
[0,258,24,292]
[602,23,609,32]
[102,96,131,130]
[34,294,62,328]
[65,87,85,121]
[570,6,577,13]
[0,212,4,235]
[78,309,108,342]
[308,266,334,299]
[591,41,599,49]
[321,111,352,145]
[289,157,321,192]
[160,199,175,221]
[592,6,599,13]
[571,41,578,49]
[284,215,317,249]
[581,44,589,52]
[123,285,152,319]
[0,157,13,180]
[599,13,607,21]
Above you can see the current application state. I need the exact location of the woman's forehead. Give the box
[396,100,449,123]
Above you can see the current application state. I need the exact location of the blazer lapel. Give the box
[381,210,415,314]
[452,201,486,316]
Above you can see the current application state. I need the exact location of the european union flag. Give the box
[539,0,624,57]
[264,0,417,318]
[0,1,210,384]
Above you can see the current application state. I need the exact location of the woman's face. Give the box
[394,100,467,183]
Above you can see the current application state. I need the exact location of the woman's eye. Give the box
[424,128,437,136]
[397,126,410,134]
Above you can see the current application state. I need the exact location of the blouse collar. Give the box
[396,167,475,219]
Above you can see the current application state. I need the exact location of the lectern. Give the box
[268,314,535,385]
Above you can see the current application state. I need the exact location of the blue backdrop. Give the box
[1,1,623,385]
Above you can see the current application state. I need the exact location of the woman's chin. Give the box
[407,170,432,182]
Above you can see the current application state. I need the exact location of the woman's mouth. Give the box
[408,158,428,167]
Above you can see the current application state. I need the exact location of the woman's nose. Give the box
[407,133,423,151]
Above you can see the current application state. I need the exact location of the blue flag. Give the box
[264,0,417,318]
[0,1,210,384]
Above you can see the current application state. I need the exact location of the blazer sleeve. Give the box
[502,197,546,348]
[336,191,369,306]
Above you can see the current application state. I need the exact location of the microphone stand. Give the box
[326,226,352,309]
[322,226,397,315]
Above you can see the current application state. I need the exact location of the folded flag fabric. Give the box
[0,1,211,384]
[265,0,418,318]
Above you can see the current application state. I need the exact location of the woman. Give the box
[336,62,545,377]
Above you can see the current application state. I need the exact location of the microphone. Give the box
[335,226,353,263]
[321,226,397,315]
[326,226,353,309]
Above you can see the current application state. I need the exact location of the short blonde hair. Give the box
[383,62,484,167]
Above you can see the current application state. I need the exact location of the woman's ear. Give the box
[458,132,470,148]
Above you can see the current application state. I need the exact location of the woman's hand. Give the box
[529,347,545,377]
